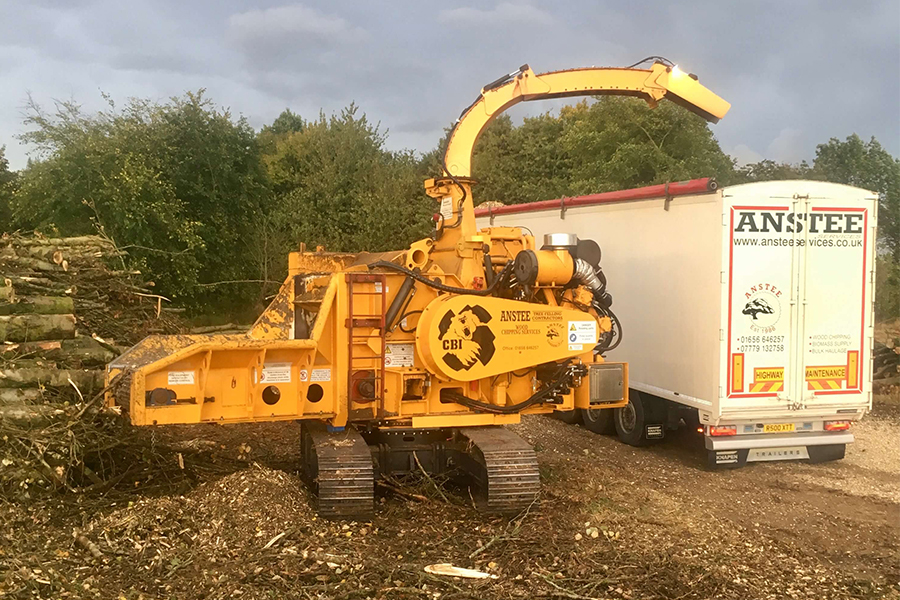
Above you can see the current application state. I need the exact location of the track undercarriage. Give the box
[301,423,539,518]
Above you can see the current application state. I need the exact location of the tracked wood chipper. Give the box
[107,60,729,517]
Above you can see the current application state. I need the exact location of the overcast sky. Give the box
[1,0,898,171]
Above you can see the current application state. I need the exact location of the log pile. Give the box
[874,340,900,388]
[1,233,185,496]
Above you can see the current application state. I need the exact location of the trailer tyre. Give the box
[553,410,581,425]
[614,391,651,446]
[580,407,615,434]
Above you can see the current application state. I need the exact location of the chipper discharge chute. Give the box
[107,60,730,517]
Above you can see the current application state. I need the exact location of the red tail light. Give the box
[824,421,851,431]
[709,425,737,436]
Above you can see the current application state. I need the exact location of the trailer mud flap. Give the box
[707,449,748,469]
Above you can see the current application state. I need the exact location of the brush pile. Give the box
[0,233,184,496]
[874,320,900,390]
[874,341,899,387]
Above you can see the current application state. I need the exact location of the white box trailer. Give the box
[475,178,877,466]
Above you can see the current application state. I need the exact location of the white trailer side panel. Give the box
[479,192,724,409]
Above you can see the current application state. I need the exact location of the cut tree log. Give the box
[0,367,103,390]
[0,359,59,370]
[0,286,12,301]
[0,337,116,367]
[0,296,75,316]
[0,387,43,405]
[5,235,115,247]
[2,275,65,289]
[0,253,62,272]
[0,404,63,425]
[0,314,77,342]
[2,275,69,297]
[11,246,120,262]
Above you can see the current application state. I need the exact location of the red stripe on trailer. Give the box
[473,178,717,217]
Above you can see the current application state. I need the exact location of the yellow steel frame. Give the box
[443,62,731,178]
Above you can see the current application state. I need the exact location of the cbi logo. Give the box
[437,305,496,371]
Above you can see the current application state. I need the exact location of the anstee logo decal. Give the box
[742,283,782,333]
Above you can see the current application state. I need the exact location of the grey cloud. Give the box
[228,4,368,44]
[109,51,210,76]
[0,0,897,173]
[438,3,555,26]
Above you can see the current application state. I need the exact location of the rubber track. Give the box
[302,422,374,519]
[461,427,540,514]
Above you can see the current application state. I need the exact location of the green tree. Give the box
[261,105,433,261]
[258,108,305,154]
[560,98,736,194]
[735,158,812,182]
[13,92,271,312]
[875,256,900,322]
[812,134,900,259]
[0,146,16,226]
[471,112,573,205]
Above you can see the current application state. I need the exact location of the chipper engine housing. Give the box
[107,59,729,517]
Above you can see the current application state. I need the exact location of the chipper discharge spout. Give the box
[107,59,729,517]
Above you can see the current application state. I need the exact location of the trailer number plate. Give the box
[763,423,795,433]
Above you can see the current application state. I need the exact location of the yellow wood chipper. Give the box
[107,60,729,517]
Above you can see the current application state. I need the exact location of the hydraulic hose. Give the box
[441,389,552,414]
[441,362,575,414]
[369,260,511,297]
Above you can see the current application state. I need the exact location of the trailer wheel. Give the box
[614,391,650,446]
[580,407,615,434]
[553,410,581,425]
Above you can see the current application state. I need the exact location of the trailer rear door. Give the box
[796,189,876,412]
[722,182,875,419]
[722,189,799,415]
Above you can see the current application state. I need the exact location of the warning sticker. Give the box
[568,344,583,351]
[261,362,291,384]
[567,321,596,344]
[311,368,331,382]
[440,196,454,220]
[299,369,309,382]
[385,343,414,368]
[167,371,195,386]
[754,367,784,381]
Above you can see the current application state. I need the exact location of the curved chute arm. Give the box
[443,62,731,178]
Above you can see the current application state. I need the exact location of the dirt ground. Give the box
[1,403,897,600]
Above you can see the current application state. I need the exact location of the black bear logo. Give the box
[742,298,774,320]
[437,305,496,371]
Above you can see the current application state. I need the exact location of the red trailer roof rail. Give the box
[474,177,718,218]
